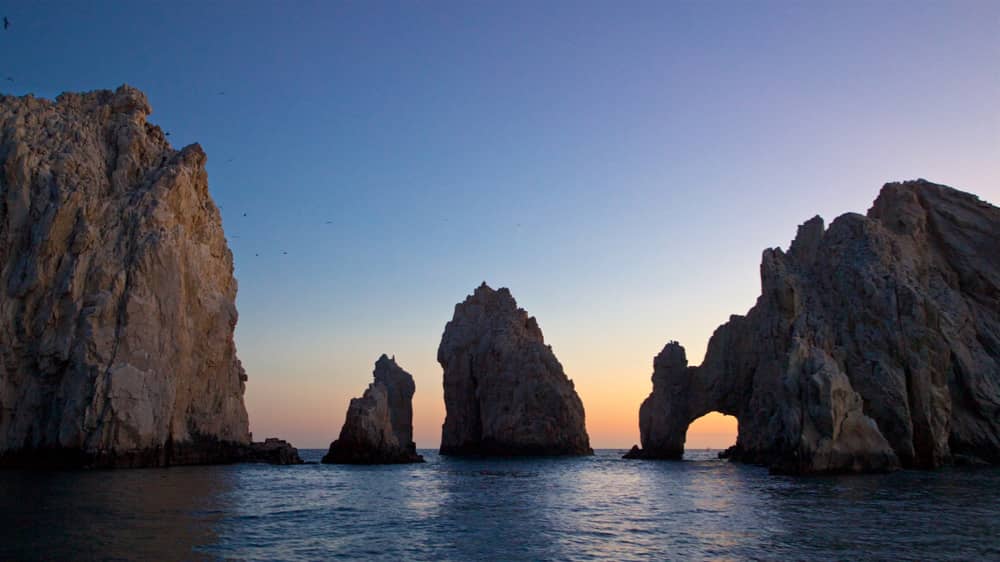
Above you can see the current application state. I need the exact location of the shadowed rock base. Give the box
[440,440,589,457]
[0,436,303,468]
[322,447,423,465]
[622,444,681,460]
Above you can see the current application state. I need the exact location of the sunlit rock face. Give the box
[628,181,1000,474]
[322,355,424,464]
[439,283,592,456]
[0,86,279,467]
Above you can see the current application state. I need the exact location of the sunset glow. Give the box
[5,2,994,452]
[3,1,999,559]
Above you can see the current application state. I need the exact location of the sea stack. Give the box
[439,283,592,456]
[322,355,424,464]
[626,180,1000,474]
[0,86,299,467]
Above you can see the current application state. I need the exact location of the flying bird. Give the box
[165,132,171,136]
[5,77,12,82]
[3,17,10,30]
[243,212,247,217]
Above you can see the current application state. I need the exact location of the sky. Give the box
[1,1,997,449]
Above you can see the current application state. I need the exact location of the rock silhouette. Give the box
[627,180,1000,474]
[323,355,424,464]
[439,283,592,456]
[0,86,299,467]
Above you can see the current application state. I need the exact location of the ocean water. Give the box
[1,449,998,561]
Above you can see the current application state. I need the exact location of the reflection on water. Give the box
[1,449,998,560]
[0,465,236,560]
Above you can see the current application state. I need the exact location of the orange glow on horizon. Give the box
[684,412,738,449]
[246,366,740,451]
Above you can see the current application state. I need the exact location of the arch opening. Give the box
[683,411,737,458]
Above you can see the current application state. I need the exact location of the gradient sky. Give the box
[1,1,997,449]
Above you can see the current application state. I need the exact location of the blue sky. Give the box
[2,1,997,447]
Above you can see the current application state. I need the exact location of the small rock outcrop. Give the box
[322,355,424,464]
[627,180,1000,474]
[241,438,304,465]
[439,283,592,456]
[0,86,297,467]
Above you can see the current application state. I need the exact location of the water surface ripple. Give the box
[1,449,997,560]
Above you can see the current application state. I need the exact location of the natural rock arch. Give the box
[625,342,743,460]
[684,411,738,452]
[627,181,1000,474]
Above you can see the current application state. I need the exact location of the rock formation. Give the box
[439,283,592,456]
[322,355,424,464]
[241,438,304,465]
[0,86,299,467]
[626,180,1000,474]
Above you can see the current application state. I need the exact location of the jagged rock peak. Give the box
[439,283,592,456]
[52,84,153,116]
[0,85,296,467]
[627,180,1000,474]
[322,355,424,464]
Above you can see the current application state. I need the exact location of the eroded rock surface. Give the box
[0,86,290,467]
[627,180,1000,474]
[439,283,592,456]
[322,355,424,464]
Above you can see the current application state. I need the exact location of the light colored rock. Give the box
[323,354,423,464]
[0,86,273,467]
[439,283,592,456]
[628,180,1000,474]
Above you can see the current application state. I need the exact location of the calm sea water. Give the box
[1,449,997,561]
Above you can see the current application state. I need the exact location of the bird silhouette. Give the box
[243,212,247,217]
[282,251,288,255]
[325,220,332,224]
[3,17,9,30]
[217,91,225,95]
[165,132,171,136]
[4,77,12,82]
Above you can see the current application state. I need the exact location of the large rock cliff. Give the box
[627,180,999,474]
[439,283,592,456]
[322,354,424,464]
[0,86,294,467]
